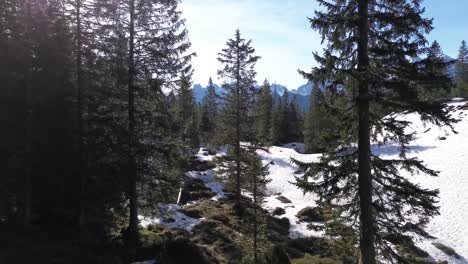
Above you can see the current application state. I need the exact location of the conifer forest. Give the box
[1,0,468,263]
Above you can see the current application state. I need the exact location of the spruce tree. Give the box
[455,40,468,97]
[279,90,290,143]
[303,83,324,154]
[270,96,283,146]
[200,77,219,145]
[295,1,454,263]
[255,79,273,145]
[94,0,195,244]
[286,95,302,143]
[217,29,260,212]
[244,149,270,264]
[175,74,199,148]
[419,41,452,100]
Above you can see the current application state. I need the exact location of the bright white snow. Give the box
[139,101,468,262]
[258,102,468,263]
[139,203,203,233]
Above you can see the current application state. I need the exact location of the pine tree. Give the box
[303,83,324,154]
[217,29,260,212]
[270,96,283,146]
[419,41,452,100]
[200,77,219,145]
[286,95,302,143]
[246,150,270,264]
[93,0,195,244]
[175,75,199,148]
[279,90,290,143]
[455,40,468,97]
[296,1,454,263]
[255,80,273,145]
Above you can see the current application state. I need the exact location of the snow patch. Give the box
[139,204,203,233]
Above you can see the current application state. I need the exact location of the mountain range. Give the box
[193,83,313,111]
[193,54,457,112]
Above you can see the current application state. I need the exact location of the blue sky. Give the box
[180,0,468,90]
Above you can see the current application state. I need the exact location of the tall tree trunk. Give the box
[23,0,32,230]
[127,0,139,245]
[357,0,376,263]
[235,50,241,213]
[253,173,258,264]
[75,0,87,228]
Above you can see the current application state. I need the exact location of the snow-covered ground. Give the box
[374,101,468,263]
[257,145,322,238]
[139,203,203,233]
[258,101,468,263]
[139,101,468,262]
[138,147,228,232]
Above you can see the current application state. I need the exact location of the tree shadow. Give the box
[372,144,436,156]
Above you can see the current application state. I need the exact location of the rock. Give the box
[179,208,203,219]
[207,148,217,155]
[188,159,216,171]
[272,207,286,216]
[160,237,216,264]
[163,217,175,223]
[296,207,324,222]
[202,152,209,156]
[178,178,216,204]
[187,190,216,201]
[270,161,275,165]
[276,195,292,204]
[268,217,290,236]
[439,136,447,140]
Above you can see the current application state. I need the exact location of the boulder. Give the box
[179,208,203,219]
[276,195,292,204]
[178,178,216,204]
[272,207,286,216]
[163,217,175,223]
[207,148,217,155]
[188,158,216,172]
[296,207,324,222]
[160,237,217,264]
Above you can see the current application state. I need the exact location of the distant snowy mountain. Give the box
[270,84,288,96]
[443,54,456,79]
[193,83,224,102]
[290,83,313,96]
[193,82,313,111]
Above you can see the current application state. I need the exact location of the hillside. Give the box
[135,100,468,263]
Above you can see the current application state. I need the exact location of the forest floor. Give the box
[142,100,468,263]
[2,101,467,264]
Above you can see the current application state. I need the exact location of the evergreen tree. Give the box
[217,29,260,212]
[419,41,452,100]
[93,0,195,244]
[244,149,270,264]
[175,75,199,148]
[255,80,273,145]
[455,40,468,97]
[200,77,219,145]
[286,95,302,143]
[303,83,325,153]
[270,96,283,146]
[279,90,290,143]
[296,1,454,263]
